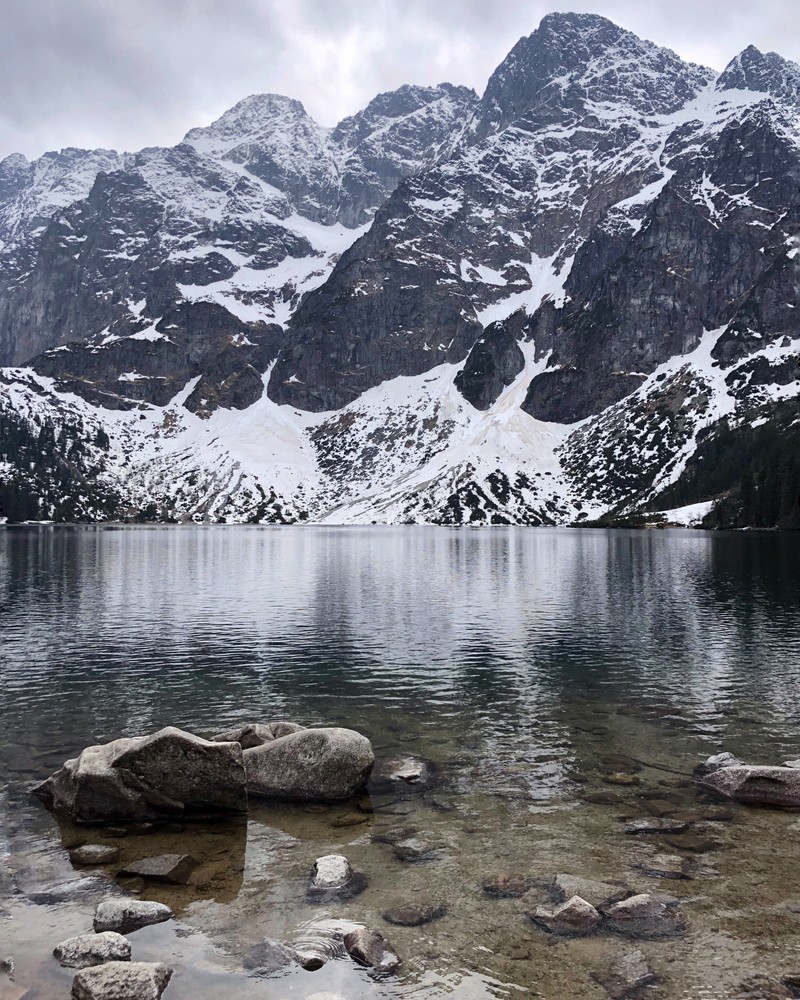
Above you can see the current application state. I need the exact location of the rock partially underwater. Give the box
[32,727,247,823]
[32,722,376,822]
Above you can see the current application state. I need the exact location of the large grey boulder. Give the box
[694,751,743,777]
[72,962,172,1000]
[700,765,800,808]
[54,932,131,969]
[212,721,305,749]
[33,727,247,823]
[71,961,172,1000]
[93,900,173,934]
[244,727,374,802]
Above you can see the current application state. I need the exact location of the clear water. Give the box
[2,525,800,999]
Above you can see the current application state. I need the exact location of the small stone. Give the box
[482,874,529,898]
[329,812,368,828]
[552,875,631,910]
[603,893,685,938]
[371,825,417,845]
[642,799,679,818]
[71,961,172,1000]
[592,948,658,998]
[54,932,131,970]
[69,845,120,866]
[605,773,640,786]
[635,853,689,880]
[694,752,743,777]
[531,895,601,936]
[622,818,688,835]
[663,833,720,853]
[700,806,735,822]
[311,855,352,889]
[243,939,297,975]
[343,927,400,973]
[118,854,197,884]
[383,903,447,926]
[600,755,642,773]
[93,900,173,934]
[392,838,440,863]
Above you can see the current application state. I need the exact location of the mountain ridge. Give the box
[1,12,799,528]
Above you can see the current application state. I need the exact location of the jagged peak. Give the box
[182,93,316,150]
[717,45,800,105]
[0,152,30,171]
[473,12,714,142]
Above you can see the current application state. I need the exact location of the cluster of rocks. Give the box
[52,900,175,999]
[529,874,686,940]
[32,722,377,824]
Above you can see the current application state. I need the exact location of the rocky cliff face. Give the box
[1,13,799,527]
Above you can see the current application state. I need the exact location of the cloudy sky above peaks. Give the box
[2,0,799,160]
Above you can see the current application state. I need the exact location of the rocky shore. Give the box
[5,728,800,999]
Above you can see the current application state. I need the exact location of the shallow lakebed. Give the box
[2,525,800,998]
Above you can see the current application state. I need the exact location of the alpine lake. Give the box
[2,525,800,999]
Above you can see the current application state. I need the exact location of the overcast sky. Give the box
[2,0,799,161]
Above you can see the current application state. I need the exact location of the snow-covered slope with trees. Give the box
[1,13,799,528]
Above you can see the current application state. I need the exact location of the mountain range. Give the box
[1,12,799,527]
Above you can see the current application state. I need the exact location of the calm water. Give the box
[2,526,800,999]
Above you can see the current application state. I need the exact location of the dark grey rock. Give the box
[623,818,689,835]
[382,903,447,926]
[93,899,173,934]
[592,948,658,998]
[603,893,686,937]
[32,726,247,823]
[244,727,374,802]
[71,960,172,1000]
[342,926,400,973]
[367,755,436,793]
[54,932,131,970]
[118,854,198,884]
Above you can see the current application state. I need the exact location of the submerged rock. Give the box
[482,874,530,898]
[243,939,297,976]
[71,961,172,1000]
[54,932,131,970]
[93,899,173,934]
[622,818,688,835]
[33,727,247,823]
[343,926,400,973]
[245,727,374,802]
[700,766,800,808]
[635,853,690,880]
[69,845,120,866]
[603,893,686,937]
[391,837,441,863]
[368,755,436,793]
[383,903,447,926]
[531,895,601,936]
[592,948,658,998]
[212,721,305,749]
[118,854,197,884]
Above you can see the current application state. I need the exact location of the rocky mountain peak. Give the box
[716,45,800,105]
[472,12,714,142]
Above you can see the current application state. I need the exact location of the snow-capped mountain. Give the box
[1,13,799,528]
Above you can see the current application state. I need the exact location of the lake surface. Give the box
[2,525,800,999]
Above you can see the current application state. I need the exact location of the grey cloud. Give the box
[2,0,799,159]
